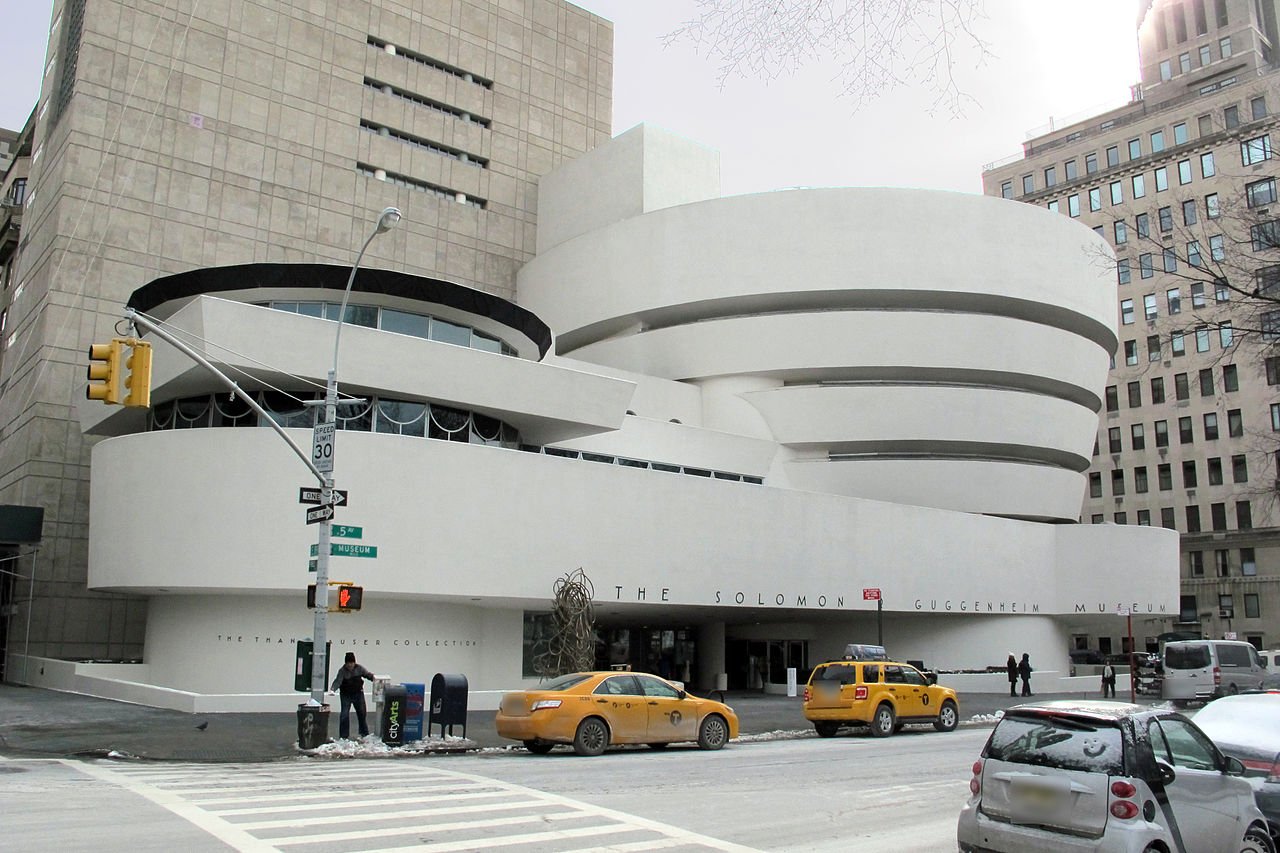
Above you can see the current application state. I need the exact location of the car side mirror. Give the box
[1154,759,1177,786]
[1223,755,1245,776]
[677,689,687,700]
[927,672,938,685]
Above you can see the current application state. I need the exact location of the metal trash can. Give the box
[297,703,330,750]
[428,673,468,739]
[380,684,408,745]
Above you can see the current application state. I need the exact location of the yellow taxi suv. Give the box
[803,659,960,738]
[495,671,740,756]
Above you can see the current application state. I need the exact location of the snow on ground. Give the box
[305,734,476,758]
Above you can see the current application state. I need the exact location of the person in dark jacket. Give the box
[1018,652,1033,697]
[1005,653,1018,697]
[330,652,376,739]
[1101,662,1117,698]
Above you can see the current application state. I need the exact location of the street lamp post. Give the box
[310,206,401,704]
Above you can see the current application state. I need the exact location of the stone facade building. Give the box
[985,0,1280,654]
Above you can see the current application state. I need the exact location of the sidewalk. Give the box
[0,683,1163,763]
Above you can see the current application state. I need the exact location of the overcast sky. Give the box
[3,1,1141,195]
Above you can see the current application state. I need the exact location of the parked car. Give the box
[494,671,739,756]
[802,657,959,738]
[1260,650,1280,674]
[957,700,1274,853]
[1192,694,1280,842]
[1070,649,1106,665]
[1163,640,1269,705]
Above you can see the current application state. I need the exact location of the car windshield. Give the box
[1192,697,1280,754]
[1165,644,1211,669]
[538,673,594,691]
[986,714,1125,774]
[812,664,857,685]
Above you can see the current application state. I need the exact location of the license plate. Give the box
[1012,783,1064,812]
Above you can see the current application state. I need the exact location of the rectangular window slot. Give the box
[367,36,493,88]
[360,120,489,167]
[365,77,491,128]
[356,162,488,208]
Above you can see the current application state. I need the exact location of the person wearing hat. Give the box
[329,652,376,739]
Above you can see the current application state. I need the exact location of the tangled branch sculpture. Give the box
[533,568,596,678]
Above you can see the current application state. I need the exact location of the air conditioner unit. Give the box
[1218,608,1233,618]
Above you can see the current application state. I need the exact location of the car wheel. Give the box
[573,717,609,756]
[870,703,896,737]
[523,740,554,755]
[814,721,839,738]
[934,700,959,732]
[1241,825,1276,853]
[1228,683,1240,696]
[1171,699,1187,708]
[697,714,730,750]
[646,742,669,749]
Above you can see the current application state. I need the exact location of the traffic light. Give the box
[123,340,152,408]
[336,585,363,611]
[307,584,317,609]
[86,340,124,405]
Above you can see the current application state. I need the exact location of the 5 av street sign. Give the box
[298,487,348,507]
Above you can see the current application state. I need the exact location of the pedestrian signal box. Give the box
[337,585,363,611]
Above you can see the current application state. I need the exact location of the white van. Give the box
[1260,649,1280,673]
[1162,640,1268,703]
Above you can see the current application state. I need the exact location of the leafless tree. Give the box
[664,0,990,115]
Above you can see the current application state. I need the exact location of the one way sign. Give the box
[305,505,334,525]
[298,487,349,507]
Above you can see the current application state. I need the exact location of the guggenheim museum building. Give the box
[72,125,1178,709]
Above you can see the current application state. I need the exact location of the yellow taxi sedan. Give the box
[495,671,740,756]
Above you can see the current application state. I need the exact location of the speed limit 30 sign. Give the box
[313,422,335,474]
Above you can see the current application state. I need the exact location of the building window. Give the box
[1174,122,1189,145]
[1137,212,1151,238]
[1211,502,1227,530]
[1111,180,1124,204]
[1159,206,1174,232]
[1252,96,1267,120]
[1188,240,1203,266]
[1220,35,1232,57]
[1090,471,1103,497]
[1121,299,1135,325]
[1216,549,1230,576]
[1132,174,1146,198]
[1244,593,1260,619]
[1195,326,1210,352]
[1156,419,1170,447]
[1172,331,1186,357]
[1191,552,1206,576]
[1127,381,1143,407]
[1000,181,1013,199]
[1160,58,1174,81]
[1219,322,1233,348]
[1216,280,1230,302]
[1210,234,1225,260]
[1109,426,1123,453]
[1180,416,1195,444]
[1132,423,1146,450]
[1187,505,1202,532]
[1228,408,1243,437]
[1092,514,1105,524]
[1047,200,1059,213]
[1089,187,1101,211]
[1232,453,1248,482]
[1045,165,1058,187]
[1161,507,1176,528]
[1178,161,1194,189]
[1163,248,1178,273]
[1167,287,1182,314]
[1115,220,1128,243]
[1199,44,1212,66]
[1148,335,1161,362]
[1117,259,1131,284]
[1125,340,1139,365]
[1246,177,1277,208]
[1129,138,1142,160]
[1242,135,1273,166]
[1107,145,1120,168]
[1199,368,1214,396]
[1242,547,1256,576]
[1216,0,1228,27]
[1135,466,1149,493]
[1258,265,1280,297]
[1151,377,1166,403]
[1111,469,1125,495]
[1022,174,1034,194]
[1137,509,1151,526]
[1180,593,1198,621]
[1086,152,1099,174]
[1184,459,1198,488]
[1191,282,1206,308]
[1223,365,1238,392]
[1105,385,1119,412]
[1159,463,1173,490]
[1065,159,1079,181]
[1201,153,1216,178]
[1144,294,1158,320]
[1226,104,1240,129]
[1236,501,1251,529]
[1199,113,1214,136]
[1068,194,1080,217]
[1268,357,1280,385]
[1208,457,1224,485]
[1114,512,1128,525]
[1252,220,1280,251]
[1180,51,1192,72]
[1273,402,1280,430]
[1155,167,1169,192]
[1140,253,1154,278]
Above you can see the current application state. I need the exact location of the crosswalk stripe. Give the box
[231,798,563,830]
[267,808,588,846]
[360,822,652,853]
[191,783,495,806]
[210,789,515,817]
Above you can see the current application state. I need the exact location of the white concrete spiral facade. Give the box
[519,183,1117,520]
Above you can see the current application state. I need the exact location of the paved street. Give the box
[1,726,985,851]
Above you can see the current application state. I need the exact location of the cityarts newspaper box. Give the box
[429,673,468,739]
[379,683,408,745]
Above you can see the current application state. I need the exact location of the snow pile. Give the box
[734,729,817,743]
[304,734,476,758]
[966,711,1004,725]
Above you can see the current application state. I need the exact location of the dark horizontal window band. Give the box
[826,440,1089,473]
[360,120,489,166]
[126,263,551,358]
[367,36,493,88]
[781,367,1102,413]
[356,162,488,208]
[554,290,1116,358]
[364,77,491,127]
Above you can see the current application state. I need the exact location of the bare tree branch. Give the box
[664,0,991,115]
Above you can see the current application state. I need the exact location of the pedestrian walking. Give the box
[1018,652,1033,697]
[1101,662,1117,698]
[330,652,376,739]
[1005,653,1018,698]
